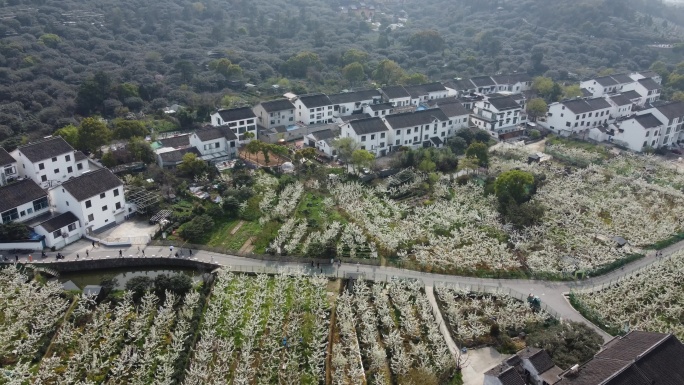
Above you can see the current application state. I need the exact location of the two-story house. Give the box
[49,168,126,234]
[444,78,478,97]
[640,101,684,146]
[607,94,633,120]
[471,94,526,137]
[433,99,471,134]
[328,89,383,117]
[293,94,335,125]
[11,137,89,188]
[622,78,661,106]
[630,70,663,85]
[484,347,562,385]
[253,99,296,129]
[384,108,450,150]
[546,98,612,137]
[363,102,395,118]
[305,129,338,157]
[581,76,621,97]
[340,117,390,157]
[189,126,239,163]
[0,179,50,225]
[0,147,18,186]
[612,113,664,151]
[209,107,258,142]
[469,76,498,94]
[491,73,533,93]
[380,85,412,108]
[404,82,449,105]
[153,134,197,169]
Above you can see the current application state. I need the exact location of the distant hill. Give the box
[0,0,683,147]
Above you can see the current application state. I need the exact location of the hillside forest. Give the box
[2,0,684,149]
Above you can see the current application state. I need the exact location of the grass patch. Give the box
[585,253,644,277]
[568,293,622,336]
[645,232,684,250]
[252,220,281,254]
[207,219,262,251]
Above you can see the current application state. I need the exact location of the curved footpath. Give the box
[9,237,684,342]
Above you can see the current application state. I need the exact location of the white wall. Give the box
[13,150,86,186]
[294,100,334,125]
[35,220,82,249]
[50,185,125,234]
[0,197,49,224]
[253,104,295,129]
[340,124,388,156]
[0,161,18,186]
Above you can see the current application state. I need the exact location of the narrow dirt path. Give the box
[424,286,459,358]
[230,220,244,235]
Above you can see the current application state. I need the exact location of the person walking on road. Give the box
[119,249,123,257]
[76,253,79,260]
[189,249,192,256]
[14,255,18,263]
[86,249,89,257]
[142,249,145,257]
[170,245,174,256]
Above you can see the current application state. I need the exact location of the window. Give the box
[54,168,59,174]
[371,134,375,140]
[33,197,48,212]
[27,208,32,214]
[113,188,119,197]
[102,205,108,211]
[66,201,69,206]
[115,202,122,210]
[1,208,18,223]
[361,135,366,141]
[100,192,106,198]
[360,145,365,150]
[86,200,91,208]
[380,133,385,138]
[77,163,83,170]
[396,139,400,145]
[215,142,220,148]
[65,155,71,162]
[39,163,45,170]
[53,230,61,239]
[67,166,73,173]
[566,122,571,127]
[51,157,57,162]
[67,222,77,232]
[396,129,401,135]
[310,114,314,119]
[20,210,25,217]
[88,214,94,222]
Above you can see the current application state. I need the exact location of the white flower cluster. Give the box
[184,270,329,384]
[32,286,201,384]
[573,250,684,340]
[0,265,70,379]
[435,285,549,343]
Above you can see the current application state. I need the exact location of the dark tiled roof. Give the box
[385,108,449,129]
[491,73,532,85]
[74,151,87,162]
[381,85,410,99]
[610,94,632,106]
[586,97,611,110]
[0,179,47,212]
[489,95,521,111]
[528,350,556,374]
[640,70,659,79]
[340,113,371,122]
[621,90,641,100]
[451,78,477,91]
[158,147,201,165]
[0,147,15,166]
[311,129,336,141]
[638,78,660,91]
[470,75,496,87]
[581,88,593,97]
[594,76,619,87]
[328,89,381,104]
[194,127,238,142]
[367,102,395,111]
[403,82,447,96]
[610,74,634,84]
[259,99,295,112]
[36,211,79,232]
[485,365,526,385]
[215,107,256,122]
[436,100,470,117]
[558,332,684,385]
[348,117,388,135]
[297,94,333,108]
[60,168,123,202]
[633,113,663,129]
[17,137,74,163]
[653,101,684,120]
[158,134,191,148]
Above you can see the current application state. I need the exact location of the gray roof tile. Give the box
[60,168,123,202]
[17,137,74,163]
[0,179,47,213]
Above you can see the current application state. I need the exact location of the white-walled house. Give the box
[0,147,18,186]
[471,94,526,137]
[580,74,635,97]
[640,101,684,146]
[33,211,82,249]
[607,94,633,119]
[380,85,412,108]
[293,94,335,125]
[364,102,395,118]
[253,99,296,129]
[444,78,478,97]
[484,347,562,385]
[305,129,337,157]
[190,126,239,162]
[629,70,663,85]
[622,78,661,106]
[404,82,449,105]
[469,76,498,94]
[432,99,471,131]
[328,89,382,117]
[491,73,533,93]
[612,113,665,152]
[209,107,258,142]
[49,168,126,234]
[340,117,390,157]
[11,137,89,188]
[384,108,450,150]
[0,179,50,225]
[546,97,612,137]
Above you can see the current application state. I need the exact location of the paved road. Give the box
[5,237,683,342]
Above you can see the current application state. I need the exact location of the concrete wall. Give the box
[0,240,44,251]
